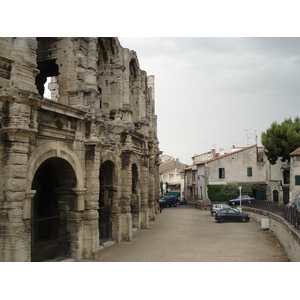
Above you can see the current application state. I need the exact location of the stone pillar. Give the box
[148,155,156,221]
[140,154,150,229]
[118,150,133,241]
[83,143,101,257]
[0,127,37,261]
[10,37,39,93]
[0,85,39,261]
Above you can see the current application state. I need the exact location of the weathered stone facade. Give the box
[0,37,160,261]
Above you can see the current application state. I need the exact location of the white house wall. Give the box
[207,146,267,184]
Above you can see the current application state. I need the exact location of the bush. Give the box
[207,184,266,202]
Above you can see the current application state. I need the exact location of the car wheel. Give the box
[217,218,224,223]
[174,204,177,207]
[248,200,252,204]
[241,217,247,222]
[232,202,235,205]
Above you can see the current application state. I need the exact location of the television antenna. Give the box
[244,129,253,146]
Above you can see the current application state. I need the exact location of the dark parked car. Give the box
[210,203,231,216]
[159,196,178,207]
[179,198,187,205]
[215,208,250,223]
[228,195,255,205]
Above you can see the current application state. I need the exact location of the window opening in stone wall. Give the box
[247,167,252,177]
[219,168,225,179]
[44,76,59,101]
[35,59,59,98]
[99,161,114,244]
[98,87,102,109]
[283,170,290,184]
[132,164,138,194]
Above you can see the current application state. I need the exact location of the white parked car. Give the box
[210,204,238,216]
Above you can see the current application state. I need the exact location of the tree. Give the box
[261,117,300,164]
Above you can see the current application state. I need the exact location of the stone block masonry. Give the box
[244,207,300,261]
[0,37,160,262]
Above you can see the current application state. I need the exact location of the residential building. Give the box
[289,147,300,203]
[194,145,270,203]
[183,165,198,203]
[159,157,186,195]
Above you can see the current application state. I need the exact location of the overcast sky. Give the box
[118,37,300,165]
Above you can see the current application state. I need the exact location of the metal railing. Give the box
[31,215,70,262]
[243,200,300,230]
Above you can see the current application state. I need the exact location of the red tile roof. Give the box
[195,144,257,165]
[290,147,300,156]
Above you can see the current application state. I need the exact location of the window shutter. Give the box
[247,167,252,177]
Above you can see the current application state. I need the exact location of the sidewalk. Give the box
[78,205,288,262]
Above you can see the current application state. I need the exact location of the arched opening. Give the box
[273,190,279,202]
[99,160,115,244]
[129,59,139,123]
[35,38,60,99]
[132,163,138,194]
[31,157,77,262]
[131,163,140,229]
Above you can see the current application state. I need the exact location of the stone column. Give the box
[118,149,133,241]
[10,37,39,93]
[140,154,150,229]
[83,143,101,257]
[1,127,37,261]
[0,85,39,261]
[148,154,156,221]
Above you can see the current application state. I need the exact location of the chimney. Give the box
[211,149,216,158]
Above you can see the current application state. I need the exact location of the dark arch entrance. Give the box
[31,157,77,261]
[131,163,140,229]
[273,190,279,203]
[99,161,115,244]
[132,163,138,194]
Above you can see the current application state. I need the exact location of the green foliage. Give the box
[261,116,300,164]
[207,184,266,202]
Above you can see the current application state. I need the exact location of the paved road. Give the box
[78,205,288,262]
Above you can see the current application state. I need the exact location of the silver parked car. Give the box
[211,204,232,216]
[227,195,255,205]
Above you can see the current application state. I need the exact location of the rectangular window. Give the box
[247,167,252,177]
[219,168,225,179]
[295,175,300,185]
[283,170,290,184]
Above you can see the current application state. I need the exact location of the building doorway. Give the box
[31,157,77,262]
[273,190,279,202]
[99,161,115,244]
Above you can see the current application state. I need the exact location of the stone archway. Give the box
[99,160,115,244]
[31,157,77,261]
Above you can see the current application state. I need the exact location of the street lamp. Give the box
[239,186,242,207]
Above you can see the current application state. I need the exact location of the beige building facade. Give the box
[289,147,300,203]
[194,145,268,203]
[159,157,186,195]
[0,37,160,262]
